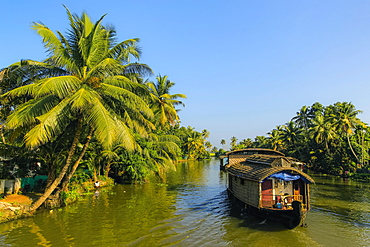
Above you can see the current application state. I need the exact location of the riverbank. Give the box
[0,194,33,223]
[0,177,115,224]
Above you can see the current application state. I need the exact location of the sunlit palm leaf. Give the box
[7,96,59,128]
[34,76,81,98]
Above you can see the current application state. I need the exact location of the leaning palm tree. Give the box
[146,75,186,128]
[2,7,154,211]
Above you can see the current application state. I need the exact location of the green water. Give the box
[0,159,369,246]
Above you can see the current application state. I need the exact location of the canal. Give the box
[0,158,369,246]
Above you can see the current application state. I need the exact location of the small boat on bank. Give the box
[225,148,314,229]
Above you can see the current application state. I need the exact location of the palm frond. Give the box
[6,95,60,128]
[100,82,153,119]
[34,76,81,98]
[122,63,153,77]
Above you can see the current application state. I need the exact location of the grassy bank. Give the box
[0,176,115,224]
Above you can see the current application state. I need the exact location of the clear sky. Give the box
[1,1,370,149]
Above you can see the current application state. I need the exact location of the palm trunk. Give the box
[0,125,6,144]
[45,163,56,189]
[347,134,360,164]
[60,126,93,192]
[30,119,83,212]
[104,162,112,177]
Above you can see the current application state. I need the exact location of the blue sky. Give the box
[2,1,370,148]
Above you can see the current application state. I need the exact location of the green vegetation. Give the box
[0,7,211,211]
[219,102,370,179]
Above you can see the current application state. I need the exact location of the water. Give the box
[0,159,369,246]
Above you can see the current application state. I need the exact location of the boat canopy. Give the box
[266,171,312,183]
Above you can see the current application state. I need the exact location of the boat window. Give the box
[240,179,244,185]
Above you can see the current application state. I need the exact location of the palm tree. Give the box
[202,129,210,139]
[239,138,253,148]
[220,139,226,149]
[133,133,180,181]
[252,135,268,148]
[184,131,206,159]
[2,8,154,211]
[308,114,336,153]
[330,102,363,163]
[267,129,283,151]
[230,136,238,150]
[205,141,212,152]
[281,121,304,156]
[146,75,186,128]
[292,105,313,131]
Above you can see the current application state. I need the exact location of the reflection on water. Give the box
[0,159,369,246]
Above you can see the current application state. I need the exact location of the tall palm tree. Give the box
[330,102,363,163]
[146,75,186,128]
[2,8,154,211]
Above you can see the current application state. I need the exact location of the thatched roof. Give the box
[226,154,314,183]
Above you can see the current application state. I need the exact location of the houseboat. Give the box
[225,148,314,229]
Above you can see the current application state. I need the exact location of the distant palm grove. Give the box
[0,8,211,210]
[221,101,369,179]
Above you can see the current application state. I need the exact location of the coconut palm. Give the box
[230,136,238,150]
[220,139,226,149]
[330,102,363,162]
[202,129,210,139]
[146,75,186,128]
[292,105,313,131]
[308,114,336,153]
[267,129,283,151]
[2,8,154,211]
[239,138,253,148]
[280,121,304,156]
[118,133,180,181]
[184,131,206,159]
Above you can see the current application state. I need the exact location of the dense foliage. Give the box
[222,102,369,177]
[0,8,211,210]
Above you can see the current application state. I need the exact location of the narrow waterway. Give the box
[0,159,369,246]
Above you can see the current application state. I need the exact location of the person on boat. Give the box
[283,193,293,209]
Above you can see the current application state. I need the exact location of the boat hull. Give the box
[228,190,306,229]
